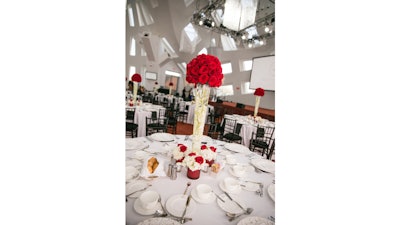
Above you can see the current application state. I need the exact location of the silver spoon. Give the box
[154,196,168,217]
[183,182,191,195]
[226,208,254,222]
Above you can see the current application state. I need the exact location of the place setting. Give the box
[224,143,251,154]
[228,163,255,178]
[219,177,242,194]
[126,165,140,182]
[165,194,197,219]
[133,190,163,216]
[126,150,152,161]
[250,158,275,174]
[126,180,152,198]
[190,184,216,204]
[126,139,149,151]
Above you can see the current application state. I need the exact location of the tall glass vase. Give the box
[192,84,211,152]
[133,82,138,106]
[254,96,261,117]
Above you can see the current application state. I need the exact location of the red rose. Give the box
[201,145,207,150]
[210,146,216,152]
[188,152,196,157]
[194,156,204,164]
[208,76,218,87]
[199,65,209,75]
[198,74,209,84]
[179,145,187,152]
[131,73,142,82]
[169,82,173,86]
[254,88,265,96]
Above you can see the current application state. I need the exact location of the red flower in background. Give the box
[201,145,207,150]
[209,146,216,152]
[131,73,142,82]
[169,82,174,86]
[155,81,158,85]
[186,54,224,87]
[254,88,265,97]
[179,145,187,152]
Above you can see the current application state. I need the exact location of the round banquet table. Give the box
[126,104,166,137]
[223,114,275,147]
[126,135,275,225]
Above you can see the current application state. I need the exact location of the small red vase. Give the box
[187,169,200,179]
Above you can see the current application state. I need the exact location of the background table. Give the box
[223,114,275,147]
[126,104,166,137]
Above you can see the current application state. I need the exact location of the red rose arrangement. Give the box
[200,144,217,165]
[173,144,187,163]
[169,82,173,86]
[186,54,224,87]
[182,151,206,171]
[254,88,265,96]
[155,81,158,85]
[131,73,142,83]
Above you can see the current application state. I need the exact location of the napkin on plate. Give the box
[140,156,167,178]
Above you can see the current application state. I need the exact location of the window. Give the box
[198,48,207,55]
[165,70,181,77]
[177,62,187,74]
[161,37,178,58]
[241,82,254,94]
[239,59,253,71]
[221,35,237,51]
[221,62,232,74]
[130,37,136,56]
[216,85,234,97]
[129,66,136,77]
[128,5,135,27]
[141,47,146,56]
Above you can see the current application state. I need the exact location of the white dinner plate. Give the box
[137,218,180,225]
[126,180,148,197]
[189,135,213,143]
[125,139,148,150]
[250,158,275,173]
[126,166,139,181]
[150,133,175,142]
[224,143,251,153]
[229,168,246,178]
[216,193,247,214]
[125,158,142,167]
[190,187,216,204]
[133,199,162,216]
[267,184,275,202]
[219,181,242,194]
[165,194,196,217]
[237,216,274,225]
[126,150,149,160]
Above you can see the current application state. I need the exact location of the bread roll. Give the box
[147,157,158,174]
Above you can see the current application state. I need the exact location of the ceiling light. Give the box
[264,26,270,32]
[260,40,264,45]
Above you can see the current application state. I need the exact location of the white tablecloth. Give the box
[223,115,275,147]
[126,104,166,137]
[126,135,275,225]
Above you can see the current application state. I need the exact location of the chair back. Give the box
[223,118,237,135]
[126,109,135,121]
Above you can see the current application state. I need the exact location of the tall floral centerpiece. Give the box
[186,54,224,151]
[154,81,159,93]
[169,82,174,95]
[131,73,142,106]
[254,87,265,117]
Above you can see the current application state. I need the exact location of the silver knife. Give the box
[126,186,148,197]
[180,195,191,223]
[223,191,246,212]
